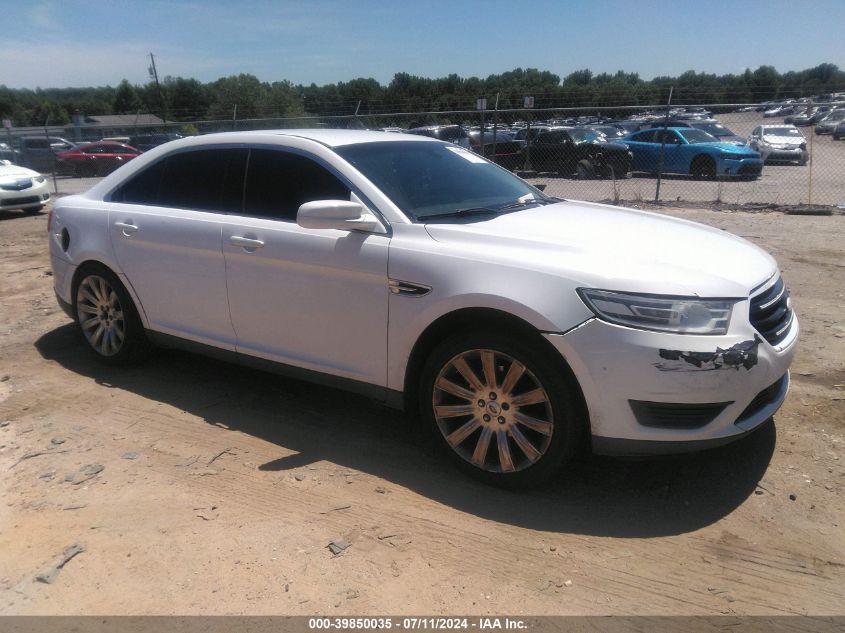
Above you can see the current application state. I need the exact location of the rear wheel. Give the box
[575,159,595,180]
[73,265,151,364]
[420,329,584,487]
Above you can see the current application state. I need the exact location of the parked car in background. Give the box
[467,130,525,171]
[833,121,845,141]
[649,120,746,146]
[55,142,142,177]
[747,125,808,165]
[127,133,183,152]
[405,125,471,148]
[528,128,632,179]
[814,109,845,134]
[48,129,798,486]
[687,121,746,145]
[622,127,762,179]
[17,136,77,173]
[586,125,628,140]
[0,160,51,213]
[0,142,20,164]
[514,125,553,142]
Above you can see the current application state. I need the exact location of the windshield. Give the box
[569,129,603,143]
[763,127,802,137]
[694,123,734,137]
[336,141,542,222]
[677,129,719,144]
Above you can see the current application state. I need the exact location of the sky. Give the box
[2,0,844,90]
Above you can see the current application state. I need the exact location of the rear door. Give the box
[108,148,246,348]
[222,147,390,387]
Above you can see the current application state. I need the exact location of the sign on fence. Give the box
[524,96,534,108]
[476,98,487,111]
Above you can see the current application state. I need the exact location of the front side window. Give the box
[243,149,350,221]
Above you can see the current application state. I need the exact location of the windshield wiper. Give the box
[416,207,502,222]
[416,197,552,222]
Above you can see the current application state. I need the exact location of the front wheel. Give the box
[690,156,716,180]
[73,266,152,364]
[420,330,585,487]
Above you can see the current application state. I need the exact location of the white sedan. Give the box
[0,161,51,213]
[48,130,797,486]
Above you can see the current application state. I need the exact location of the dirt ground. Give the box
[0,202,843,616]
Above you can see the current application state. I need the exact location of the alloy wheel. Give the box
[76,275,126,356]
[432,349,554,473]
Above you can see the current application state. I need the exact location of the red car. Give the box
[56,142,142,177]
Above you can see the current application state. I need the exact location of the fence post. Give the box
[44,116,59,197]
[807,99,814,205]
[491,93,500,163]
[654,86,674,204]
[232,105,238,131]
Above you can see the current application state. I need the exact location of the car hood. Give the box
[423,200,777,297]
[701,142,758,155]
[762,135,804,145]
[592,141,629,151]
[0,164,39,179]
[714,135,746,145]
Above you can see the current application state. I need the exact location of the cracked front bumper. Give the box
[545,312,798,455]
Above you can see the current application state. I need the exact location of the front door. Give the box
[223,148,390,387]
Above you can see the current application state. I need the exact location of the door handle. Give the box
[229,235,265,250]
[114,221,138,235]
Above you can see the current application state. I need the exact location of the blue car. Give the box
[621,127,763,179]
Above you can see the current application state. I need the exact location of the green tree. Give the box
[113,79,142,114]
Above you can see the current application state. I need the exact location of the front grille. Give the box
[737,374,787,422]
[749,276,793,345]
[1,195,40,206]
[739,163,763,175]
[629,400,731,429]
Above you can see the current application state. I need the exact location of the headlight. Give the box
[34,175,46,183]
[578,289,738,335]
[720,153,743,160]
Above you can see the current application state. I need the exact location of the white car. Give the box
[747,125,809,165]
[0,160,51,213]
[48,130,798,486]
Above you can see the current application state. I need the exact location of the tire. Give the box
[419,328,586,488]
[72,264,152,365]
[575,159,595,180]
[690,156,716,180]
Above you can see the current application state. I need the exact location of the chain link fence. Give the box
[4,103,844,209]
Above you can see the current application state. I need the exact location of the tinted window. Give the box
[113,159,166,205]
[114,148,247,211]
[243,149,350,221]
[631,130,657,142]
[158,149,247,212]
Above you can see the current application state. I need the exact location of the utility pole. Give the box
[148,52,167,124]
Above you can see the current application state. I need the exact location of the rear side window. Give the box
[632,130,657,143]
[243,149,350,221]
[114,148,247,212]
[113,159,166,204]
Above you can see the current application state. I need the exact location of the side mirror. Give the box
[297,200,387,234]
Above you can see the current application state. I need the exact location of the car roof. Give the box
[178,129,439,148]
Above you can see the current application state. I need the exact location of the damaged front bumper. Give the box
[545,311,798,456]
